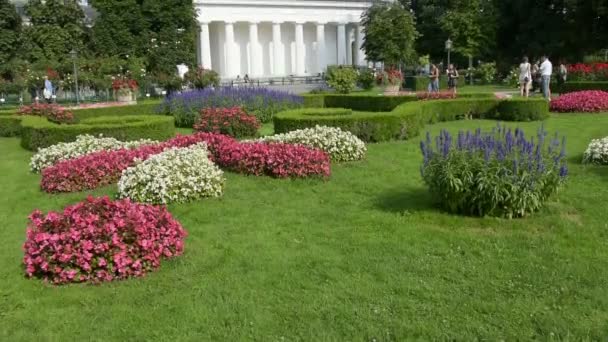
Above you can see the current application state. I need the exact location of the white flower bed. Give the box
[30,134,157,173]
[118,143,224,204]
[255,125,366,162]
[583,137,608,164]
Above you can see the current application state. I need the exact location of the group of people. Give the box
[518,56,568,99]
[427,63,459,94]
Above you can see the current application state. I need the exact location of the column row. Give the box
[199,21,366,78]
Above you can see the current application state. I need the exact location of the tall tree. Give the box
[0,0,22,69]
[89,0,146,57]
[362,2,419,66]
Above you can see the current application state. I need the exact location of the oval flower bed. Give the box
[550,90,608,112]
[118,144,225,204]
[23,196,187,285]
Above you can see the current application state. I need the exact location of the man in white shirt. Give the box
[539,55,553,100]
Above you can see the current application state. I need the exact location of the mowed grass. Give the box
[2,114,608,340]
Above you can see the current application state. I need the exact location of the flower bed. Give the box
[550,90,608,112]
[416,92,457,100]
[567,63,608,81]
[23,196,187,285]
[118,144,225,204]
[254,125,366,162]
[583,137,608,164]
[30,135,157,173]
[193,106,260,138]
[420,124,568,218]
[18,103,74,124]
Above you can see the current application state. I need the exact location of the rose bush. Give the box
[583,137,608,164]
[30,135,157,173]
[550,91,608,112]
[567,63,608,81]
[193,106,260,138]
[118,144,225,204]
[253,125,366,162]
[18,103,75,124]
[23,196,187,285]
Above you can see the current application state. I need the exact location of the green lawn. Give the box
[2,114,608,340]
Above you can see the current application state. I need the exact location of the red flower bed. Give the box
[193,106,260,138]
[112,78,138,91]
[416,92,457,100]
[568,63,608,81]
[23,196,187,285]
[550,90,608,112]
[41,133,330,193]
[18,103,74,124]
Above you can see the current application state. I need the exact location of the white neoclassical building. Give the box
[194,0,373,79]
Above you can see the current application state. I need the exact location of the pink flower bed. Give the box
[41,133,330,193]
[550,90,608,112]
[18,103,75,124]
[193,106,260,138]
[23,196,187,285]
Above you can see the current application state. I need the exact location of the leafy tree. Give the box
[89,0,146,58]
[362,2,419,66]
[0,0,22,70]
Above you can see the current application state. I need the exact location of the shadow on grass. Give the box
[375,187,437,213]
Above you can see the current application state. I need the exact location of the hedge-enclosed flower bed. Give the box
[420,125,568,218]
[193,106,260,138]
[254,125,366,162]
[23,196,187,285]
[583,137,608,164]
[118,144,225,204]
[18,103,75,124]
[30,134,157,173]
[550,91,608,112]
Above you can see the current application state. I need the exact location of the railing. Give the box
[221,75,325,87]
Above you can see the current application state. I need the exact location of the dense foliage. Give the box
[420,124,568,218]
[193,107,260,138]
[357,68,375,90]
[326,67,358,94]
[0,0,21,68]
[550,91,608,112]
[184,67,220,89]
[23,196,186,284]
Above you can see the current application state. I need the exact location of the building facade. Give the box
[194,0,372,78]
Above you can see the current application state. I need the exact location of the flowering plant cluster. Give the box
[112,78,138,91]
[420,124,568,218]
[416,92,457,100]
[159,87,303,126]
[567,63,608,81]
[582,137,608,164]
[18,103,75,124]
[193,106,260,138]
[550,91,608,112]
[253,125,366,162]
[30,135,157,173]
[118,144,225,204]
[379,69,403,86]
[23,196,187,285]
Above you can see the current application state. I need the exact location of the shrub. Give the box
[73,103,159,121]
[0,115,22,137]
[416,92,457,100]
[118,144,225,204]
[254,125,367,162]
[420,124,568,218]
[554,81,608,94]
[357,68,375,90]
[326,67,358,94]
[23,196,187,285]
[323,94,416,112]
[379,69,403,87]
[159,87,303,126]
[550,91,608,112]
[20,115,175,151]
[583,137,608,164]
[193,106,260,138]
[184,67,220,89]
[18,103,75,124]
[474,62,497,84]
[30,134,157,173]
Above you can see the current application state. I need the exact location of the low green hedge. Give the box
[20,115,175,151]
[554,82,608,94]
[0,116,23,137]
[323,95,416,112]
[72,103,160,120]
[404,75,466,91]
[275,97,548,142]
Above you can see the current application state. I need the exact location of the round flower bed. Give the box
[193,106,260,138]
[118,144,225,204]
[23,196,187,285]
[550,90,608,112]
[583,137,608,164]
[30,134,157,173]
[254,125,366,162]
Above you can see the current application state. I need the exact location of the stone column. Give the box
[249,22,262,76]
[224,21,236,77]
[272,22,283,76]
[316,22,326,74]
[337,23,347,65]
[200,22,212,70]
[355,24,366,66]
[295,22,306,75]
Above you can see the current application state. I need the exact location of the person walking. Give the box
[446,64,459,95]
[519,56,532,98]
[43,76,54,104]
[428,64,439,93]
[540,55,553,100]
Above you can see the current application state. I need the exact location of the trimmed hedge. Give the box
[275,97,548,142]
[404,75,466,91]
[554,82,608,94]
[72,103,160,120]
[20,115,175,151]
[0,115,22,137]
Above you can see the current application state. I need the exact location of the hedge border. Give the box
[554,81,608,94]
[0,116,23,137]
[275,97,548,142]
[20,115,175,151]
